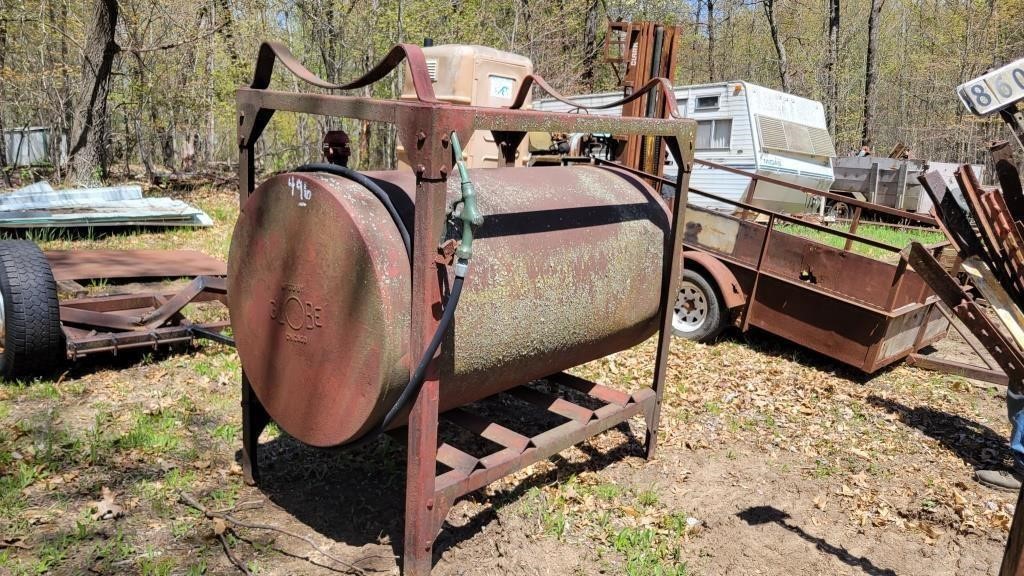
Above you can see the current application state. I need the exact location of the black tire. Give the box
[671,268,726,343]
[0,241,63,380]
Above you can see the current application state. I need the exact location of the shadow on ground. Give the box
[868,395,1012,471]
[717,327,898,385]
[738,505,897,576]
[246,384,649,570]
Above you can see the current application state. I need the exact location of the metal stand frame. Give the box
[60,275,229,358]
[234,41,694,575]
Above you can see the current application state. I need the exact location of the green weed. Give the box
[636,489,659,508]
[592,483,621,501]
[613,527,688,576]
[213,423,240,443]
[119,410,181,453]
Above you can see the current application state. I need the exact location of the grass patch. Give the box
[213,423,240,443]
[0,462,43,517]
[592,483,622,501]
[522,479,692,573]
[636,489,659,508]
[119,410,181,453]
[775,222,944,260]
[613,527,688,576]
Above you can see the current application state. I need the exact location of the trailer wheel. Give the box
[0,241,63,380]
[672,269,725,343]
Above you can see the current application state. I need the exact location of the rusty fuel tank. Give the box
[228,165,670,447]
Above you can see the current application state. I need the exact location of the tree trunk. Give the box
[67,0,119,184]
[707,0,716,82]
[860,0,884,148]
[0,9,9,187]
[763,0,789,92]
[826,0,840,134]
[218,0,239,64]
[582,0,600,90]
[48,0,72,180]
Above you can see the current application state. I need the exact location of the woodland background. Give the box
[0,0,1022,184]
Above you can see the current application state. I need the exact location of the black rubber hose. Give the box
[293,163,412,260]
[342,272,465,451]
[291,164,468,450]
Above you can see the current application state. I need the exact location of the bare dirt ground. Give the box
[0,187,1018,575]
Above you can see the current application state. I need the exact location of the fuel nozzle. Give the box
[449,131,482,263]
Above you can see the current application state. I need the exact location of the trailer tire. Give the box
[672,269,725,343]
[0,241,63,381]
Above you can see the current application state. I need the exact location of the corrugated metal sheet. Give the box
[0,182,143,209]
[0,181,213,228]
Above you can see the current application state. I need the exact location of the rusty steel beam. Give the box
[139,276,227,328]
[60,290,223,312]
[906,353,1009,386]
[990,140,1024,222]
[920,171,987,259]
[66,321,230,359]
[60,307,142,331]
[956,167,1021,294]
[59,276,228,332]
[435,384,656,500]
[441,408,531,454]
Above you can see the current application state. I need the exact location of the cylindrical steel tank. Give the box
[228,166,669,447]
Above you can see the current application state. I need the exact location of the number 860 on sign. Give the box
[957,58,1024,116]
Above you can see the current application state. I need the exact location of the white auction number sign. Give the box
[957,57,1024,116]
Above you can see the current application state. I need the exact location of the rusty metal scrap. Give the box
[46,249,226,281]
[905,242,1024,393]
[915,149,1024,391]
[60,275,229,359]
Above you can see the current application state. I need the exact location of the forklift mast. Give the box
[605,20,681,177]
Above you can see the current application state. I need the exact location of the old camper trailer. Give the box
[533,81,836,214]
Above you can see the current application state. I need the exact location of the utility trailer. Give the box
[0,242,231,380]
[595,159,950,373]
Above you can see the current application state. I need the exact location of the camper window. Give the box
[695,96,719,110]
[675,98,688,115]
[696,119,732,150]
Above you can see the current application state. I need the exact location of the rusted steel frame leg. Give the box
[237,106,267,487]
[402,113,459,575]
[647,135,691,460]
[241,373,271,486]
[404,373,449,574]
[740,213,775,332]
[843,206,863,251]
